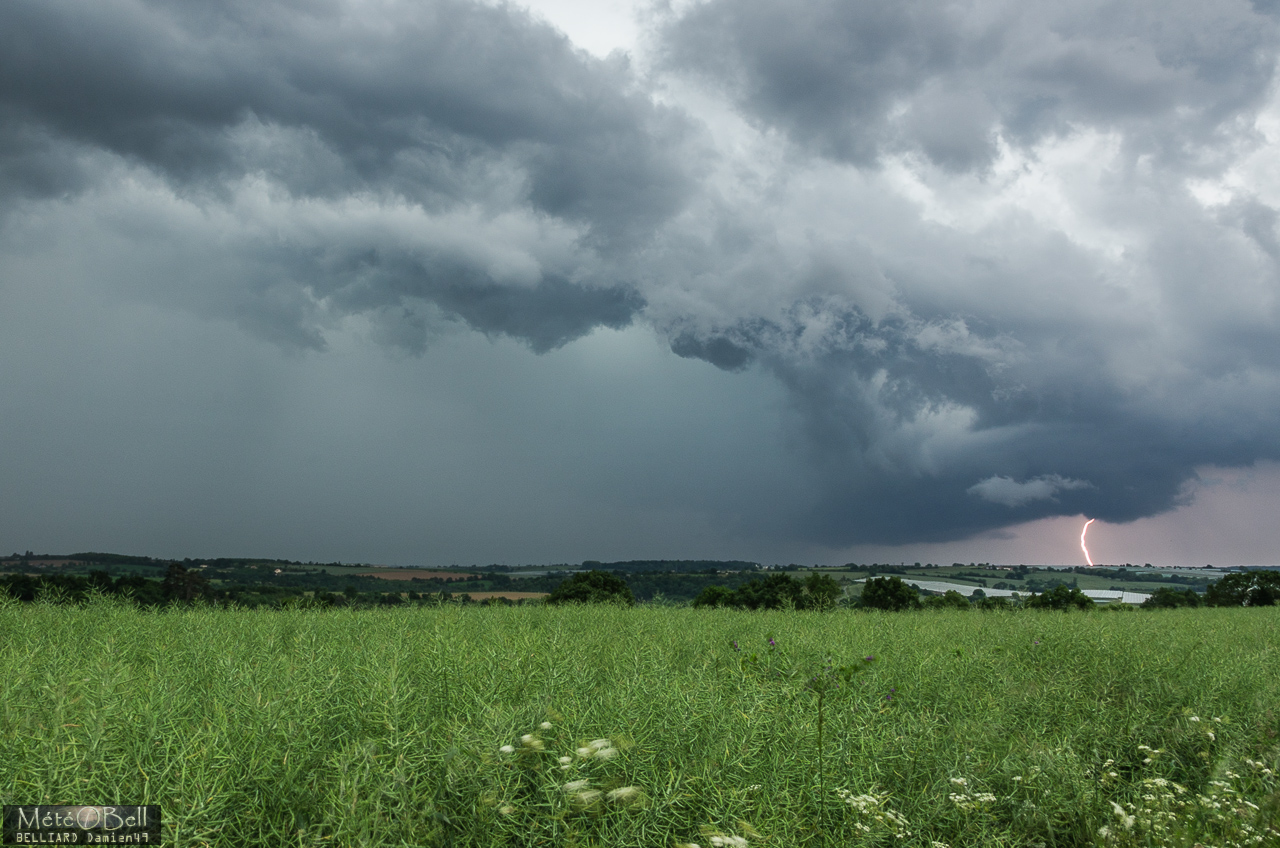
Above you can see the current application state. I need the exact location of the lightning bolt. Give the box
[1080,518,1096,566]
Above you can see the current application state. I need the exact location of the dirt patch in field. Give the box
[357,570,480,581]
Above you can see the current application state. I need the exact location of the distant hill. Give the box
[579,560,760,573]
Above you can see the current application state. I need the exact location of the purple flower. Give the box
[732,640,739,652]
[864,656,875,662]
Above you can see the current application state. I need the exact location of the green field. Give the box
[1,596,1277,847]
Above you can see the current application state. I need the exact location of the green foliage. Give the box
[1142,586,1204,609]
[1023,584,1095,610]
[691,584,735,608]
[1206,569,1280,606]
[160,563,212,604]
[545,569,636,606]
[2,601,1280,845]
[923,590,972,610]
[976,595,1017,610]
[801,572,842,610]
[691,572,842,611]
[860,576,921,611]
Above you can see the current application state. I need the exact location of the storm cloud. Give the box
[4,0,1280,557]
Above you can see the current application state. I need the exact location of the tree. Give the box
[1142,587,1203,609]
[860,577,921,612]
[546,570,635,606]
[976,595,1015,611]
[802,573,842,610]
[732,573,805,610]
[692,585,735,608]
[923,590,971,610]
[1024,584,1094,610]
[161,563,210,603]
[1206,570,1280,607]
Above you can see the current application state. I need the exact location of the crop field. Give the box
[355,570,484,581]
[1,596,1277,847]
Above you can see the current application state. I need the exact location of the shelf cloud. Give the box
[4,0,1280,556]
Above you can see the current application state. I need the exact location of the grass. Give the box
[0,594,1277,846]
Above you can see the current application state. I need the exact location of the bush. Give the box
[1024,584,1094,610]
[1142,587,1203,609]
[691,585,735,608]
[860,577,921,611]
[546,570,635,606]
[802,572,842,609]
[975,595,1016,611]
[923,590,971,610]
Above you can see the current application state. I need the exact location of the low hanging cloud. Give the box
[968,475,1093,508]
[4,0,1280,549]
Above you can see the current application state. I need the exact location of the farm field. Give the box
[1,598,1277,847]
[813,566,1215,597]
[356,570,483,581]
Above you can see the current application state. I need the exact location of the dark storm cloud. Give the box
[5,0,1280,553]
[664,0,1280,170]
[0,0,695,348]
[633,0,1280,544]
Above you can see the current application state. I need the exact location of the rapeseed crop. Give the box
[0,593,1277,846]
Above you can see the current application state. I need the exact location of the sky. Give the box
[4,0,1280,568]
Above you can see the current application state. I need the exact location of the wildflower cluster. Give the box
[677,835,748,848]
[677,821,761,848]
[834,788,912,839]
[946,776,997,812]
[488,723,646,825]
[1095,748,1279,848]
[1188,713,1224,744]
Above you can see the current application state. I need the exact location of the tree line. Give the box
[3,565,1277,612]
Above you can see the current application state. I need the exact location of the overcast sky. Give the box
[4,0,1280,567]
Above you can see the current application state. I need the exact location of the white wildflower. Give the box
[576,747,594,758]
[569,789,601,810]
[595,745,619,759]
[499,745,515,754]
[562,779,590,792]
[498,805,514,816]
[606,786,645,806]
[539,721,553,730]
[588,738,612,750]
[558,756,573,765]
